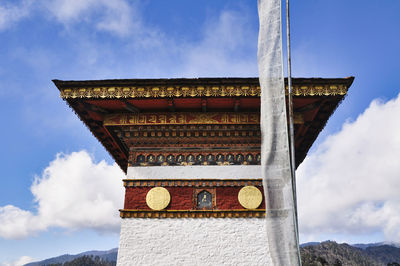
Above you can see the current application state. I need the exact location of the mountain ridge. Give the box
[25,248,117,266]
[25,242,400,266]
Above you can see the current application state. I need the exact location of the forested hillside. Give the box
[26,242,400,266]
[301,241,400,266]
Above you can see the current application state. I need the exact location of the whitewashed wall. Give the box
[117,218,271,266]
[126,165,261,179]
[118,165,268,265]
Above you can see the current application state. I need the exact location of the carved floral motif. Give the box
[60,84,348,99]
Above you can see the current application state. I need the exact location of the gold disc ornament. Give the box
[146,187,171,210]
[238,186,262,209]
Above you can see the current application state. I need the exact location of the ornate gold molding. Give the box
[119,209,266,218]
[105,112,303,126]
[60,84,348,99]
[104,112,260,126]
[123,179,263,188]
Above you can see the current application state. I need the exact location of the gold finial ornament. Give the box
[238,186,263,209]
[146,187,171,210]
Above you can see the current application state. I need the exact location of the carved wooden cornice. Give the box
[123,179,263,187]
[104,112,260,126]
[104,112,304,126]
[119,209,266,218]
[53,77,354,172]
[60,84,349,99]
[127,151,261,167]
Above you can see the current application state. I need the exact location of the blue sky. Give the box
[1,0,400,264]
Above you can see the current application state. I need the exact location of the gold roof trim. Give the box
[60,84,348,99]
[119,209,266,218]
[104,112,260,126]
[123,179,263,187]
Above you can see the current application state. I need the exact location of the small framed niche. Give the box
[193,188,216,210]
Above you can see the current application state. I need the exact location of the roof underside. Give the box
[54,77,354,172]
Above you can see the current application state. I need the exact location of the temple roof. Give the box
[54,77,354,172]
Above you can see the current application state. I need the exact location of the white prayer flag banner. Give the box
[257,0,301,265]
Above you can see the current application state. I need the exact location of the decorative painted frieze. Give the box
[104,112,260,126]
[121,179,265,218]
[60,84,348,99]
[119,210,265,218]
[128,151,261,166]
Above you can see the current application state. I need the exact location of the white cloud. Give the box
[0,151,124,239]
[41,0,136,36]
[0,0,32,30]
[297,93,400,242]
[53,6,258,79]
[179,9,258,77]
[41,0,95,23]
[113,8,258,78]
[0,0,140,36]
[1,1,257,78]
[0,205,39,239]
[1,256,35,266]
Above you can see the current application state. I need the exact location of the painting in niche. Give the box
[197,190,212,209]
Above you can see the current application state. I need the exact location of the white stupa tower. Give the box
[54,77,353,265]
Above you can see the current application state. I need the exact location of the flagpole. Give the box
[285,0,302,264]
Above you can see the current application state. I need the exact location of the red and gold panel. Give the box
[120,179,265,218]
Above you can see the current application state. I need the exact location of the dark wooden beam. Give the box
[234,99,240,112]
[123,101,140,113]
[294,100,323,113]
[168,99,175,112]
[202,99,207,112]
[82,102,109,114]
